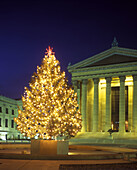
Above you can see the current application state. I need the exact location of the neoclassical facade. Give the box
[0,95,23,140]
[68,41,137,137]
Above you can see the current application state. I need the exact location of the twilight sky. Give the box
[0,0,137,99]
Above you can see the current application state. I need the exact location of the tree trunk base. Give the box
[31,139,69,155]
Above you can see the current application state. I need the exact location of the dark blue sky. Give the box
[1,0,137,99]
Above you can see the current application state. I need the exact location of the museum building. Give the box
[68,39,137,140]
[0,95,23,140]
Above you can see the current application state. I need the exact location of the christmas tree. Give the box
[14,47,82,139]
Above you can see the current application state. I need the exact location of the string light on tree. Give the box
[14,46,82,139]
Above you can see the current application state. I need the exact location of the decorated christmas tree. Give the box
[14,47,82,139]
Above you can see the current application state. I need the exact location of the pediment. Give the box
[82,54,137,68]
[68,47,137,71]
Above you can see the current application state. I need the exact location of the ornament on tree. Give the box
[14,46,82,139]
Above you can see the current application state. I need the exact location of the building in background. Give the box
[68,38,137,143]
[0,95,23,140]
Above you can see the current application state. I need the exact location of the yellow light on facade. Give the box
[125,121,128,125]
[111,123,114,130]
[99,78,106,84]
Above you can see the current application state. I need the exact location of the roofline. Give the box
[68,46,137,71]
[0,95,22,105]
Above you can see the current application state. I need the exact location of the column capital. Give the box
[82,79,88,84]
[133,75,137,81]
[72,80,77,84]
[93,78,99,84]
[72,80,77,93]
[77,81,81,89]
[119,76,126,82]
[105,77,112,83]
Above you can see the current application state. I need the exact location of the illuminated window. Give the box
[5,119,8,127]
[6,108,8,114]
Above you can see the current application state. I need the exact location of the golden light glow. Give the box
[111,123,113,130]
[125,76,133,81]
[125,121,128,125]
[14,47,82,139]
[125,76,133,86]
[99,76,133,87]
[99,78,106,84]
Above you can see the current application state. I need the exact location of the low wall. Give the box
[0,144,30,149]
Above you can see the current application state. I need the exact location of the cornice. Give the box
[72,70,137,80]
[70,61,137,74]
[68,46,137,72]
[0,95,22,106]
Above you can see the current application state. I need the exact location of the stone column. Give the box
[128,86,133,132]
[119,76,126,133]
[92,78,99,132]
[72,80,77,93]
[81,79,88,132]
[133,75,137,132]
[77,81,81,110]
[105,77,112,132]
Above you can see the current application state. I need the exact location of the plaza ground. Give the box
[0,144,137,169]
[1,158,137,170]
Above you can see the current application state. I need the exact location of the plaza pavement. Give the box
[0,158,137,170]
[0,144,137,169]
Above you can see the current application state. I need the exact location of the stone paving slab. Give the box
[69,145,137,153]
[59,162,137,170]
[0,159,136,170]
